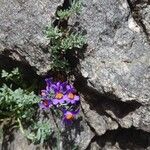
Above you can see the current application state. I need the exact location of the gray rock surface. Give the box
[74,0,150,105]
[0,111,94,150]
[130,0,150,41]
[0,0,63,74]
[69,0,150,148]
[81,97,118,136]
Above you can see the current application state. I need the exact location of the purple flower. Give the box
[52,82,67,93]
[52,92,65,105]
[41,90,49,98]
[41,78,56,100]
[45,78,53,92]
[64,84,79,104]
[51,81,68,105]
[62,109,80,125]
[66,84,76,93]
[64,93,80,104]
[39,99,52,110]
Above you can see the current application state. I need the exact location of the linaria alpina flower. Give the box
[45,78,53,92]
[64,92,79,104]
[64,84,79,104]
[41,78,56,100]
[39,78,80,125]
[52,82,67,93]
[51,82,67,105]
[52,92,65,105]
[39,99,52,110]
[62,109,79,125]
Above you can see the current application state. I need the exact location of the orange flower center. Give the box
[55,92,63,99]
[66,113,74,120]
[68,93,75,99]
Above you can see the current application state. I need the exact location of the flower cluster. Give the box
[39,78,80,125]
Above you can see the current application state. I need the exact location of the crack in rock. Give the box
[127,0,150,42]
[74,75,143,136]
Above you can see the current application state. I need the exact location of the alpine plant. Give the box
[39,78,80,125]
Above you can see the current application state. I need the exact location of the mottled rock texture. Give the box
[129,0,150,41]
[0,0,150,149]
[0,112,94,150]
[0,0,63,74]
[70,0,150,131]
[69,0,150,149]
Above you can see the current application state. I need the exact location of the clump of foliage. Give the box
[0,0,85,146]
[0,68,53,144]
[1,68,40,92]
[20,120,52,144]
[57,0,82,20]
[1,68,21,82]
[45,0,86,71]
[0,68,39,120]
[0,84,39,120]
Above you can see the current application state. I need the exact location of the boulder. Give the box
[69,0,150,144]
[0,0,63,74]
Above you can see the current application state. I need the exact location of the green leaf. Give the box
[1,70,9,78]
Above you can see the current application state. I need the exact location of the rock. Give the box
[0,111,94,150]
[69,0,150,134]
[141,5,150,37]
[0,0,63,75]
[129,0,150,41]
[88,142,101,150]
[119,106,150,132]
[79,0,150,104]
[2,130,37,150]
[87,127,150,150]
[70,1,150,149]
[61,112,94,150]
[81,96,118,136]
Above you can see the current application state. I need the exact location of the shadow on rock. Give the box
[1,122,15,150]
[87,127,150,150]
[61,117,84,150]
[74,74,142,119]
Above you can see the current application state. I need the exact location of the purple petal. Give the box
[52,99,59,105]
[74,95,80,101]
[70,100,76,104]
[66,85,75,93]
[63,95,69,101]
[38,102,51,110]
[51,83,60,92]
[45,78,52,87]
[38,103,44,109]
[41,90,48,96]
[63,118,73,125]
[45,78,53,83]
[58,98,65,104]
[41,90,47,93]
[61,82,68,87]
[46,86,50,91]
[66,85,70,90]
[56,82,61,89]
[62,109,67,114]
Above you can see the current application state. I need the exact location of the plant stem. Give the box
[17,118,25,135]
